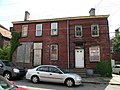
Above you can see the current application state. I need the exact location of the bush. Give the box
[96,60,112,77]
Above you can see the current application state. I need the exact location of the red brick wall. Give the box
[13,17,110,69]
[69,18,110,69]
[13,21,68,68]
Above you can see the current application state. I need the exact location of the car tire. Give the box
[3,72,12,80]
[65,79,74,87]
[31,76,39,83]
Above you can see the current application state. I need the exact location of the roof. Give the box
[12,15,109,24]
[0,24,11,39]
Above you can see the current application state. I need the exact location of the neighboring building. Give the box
[0,24,11,48]
[12,9,110,74]
[111,28,120,64]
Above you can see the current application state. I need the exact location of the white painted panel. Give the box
[34,49,41,66]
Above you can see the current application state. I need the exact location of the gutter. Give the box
[67,20,70,69]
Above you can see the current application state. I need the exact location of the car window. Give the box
[2,61,15,67]
[115,66,120,68]
[36,66,49,72]
[49,67,62,73]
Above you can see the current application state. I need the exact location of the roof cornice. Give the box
[12,15,109,24]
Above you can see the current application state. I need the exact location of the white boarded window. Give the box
[91,25,99,37]
[50,44,58,60]
[51,22,58,35]
[36,24,42,36]
[22,25,28,37]
[89,46,100,62]
[75,25,82,37]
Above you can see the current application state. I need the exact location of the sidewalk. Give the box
[82,74,120,85]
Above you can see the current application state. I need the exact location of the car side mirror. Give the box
[0,64,3,67]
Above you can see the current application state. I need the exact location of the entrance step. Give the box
[72,68,86,77]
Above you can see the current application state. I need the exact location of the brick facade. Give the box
[12,15,110,69]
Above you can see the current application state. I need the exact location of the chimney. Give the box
[89,8,95,16]
[24,11,30,21]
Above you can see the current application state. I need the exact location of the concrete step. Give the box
[72,68,86,77]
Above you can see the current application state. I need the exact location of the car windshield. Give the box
[58,67,73,74]
[2,61,15,67]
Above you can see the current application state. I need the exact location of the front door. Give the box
[75,49,84,68]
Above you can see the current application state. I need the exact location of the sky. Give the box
[0,0,120,38]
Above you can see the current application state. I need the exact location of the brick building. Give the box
[12,9,110,74]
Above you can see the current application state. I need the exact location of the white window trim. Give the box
[36,24,42,36]
[89,46,100,62]
[75,25,82,37]
[51,22,58,35]
[22,25,28,37]
[91,25,99,37]
[50,44,58,60]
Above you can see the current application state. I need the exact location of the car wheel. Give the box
[3,72,12,80]
[65,79,74,87]
[31,76,39,83]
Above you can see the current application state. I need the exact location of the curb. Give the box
[82,81,108,84]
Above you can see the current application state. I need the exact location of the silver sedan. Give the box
[26,65,82,87]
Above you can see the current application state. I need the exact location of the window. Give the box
[50,44,58,60]
[36,24,42,36]
[22,25,28,37]
[91,25,99,37]
[75,25,82,37]
[37,66,49,72]
[49,67,61,73]
[89,46,100,62]
[51,22,58,35]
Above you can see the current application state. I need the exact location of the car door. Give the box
[48,67,65,83]
[36,66,51,82]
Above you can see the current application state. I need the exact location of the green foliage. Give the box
[96,60,112,77]
[112,34,120,53]
[0,45,11,60]
[9,31,21,61]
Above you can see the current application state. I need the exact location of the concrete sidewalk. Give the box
[82,74,120,85]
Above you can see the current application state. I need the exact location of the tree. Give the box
[0,45,10,60]
[9,31,21,61]
[112,34,120,53]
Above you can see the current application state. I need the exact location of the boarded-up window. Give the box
[50,44,58,60]
[16,42,32,63]
[22,25,28,37]
[89,46,100,62]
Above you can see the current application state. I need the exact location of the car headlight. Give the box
[13,68,20,73]
[76,76,81,80]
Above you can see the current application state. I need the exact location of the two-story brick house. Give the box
[12,9,110,74]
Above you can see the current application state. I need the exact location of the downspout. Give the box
[67,20,70,69]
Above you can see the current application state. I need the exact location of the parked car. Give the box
[112,64,120,74]
[0,60,26,80]
[0,75,28,90]
[26,65,82,87]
